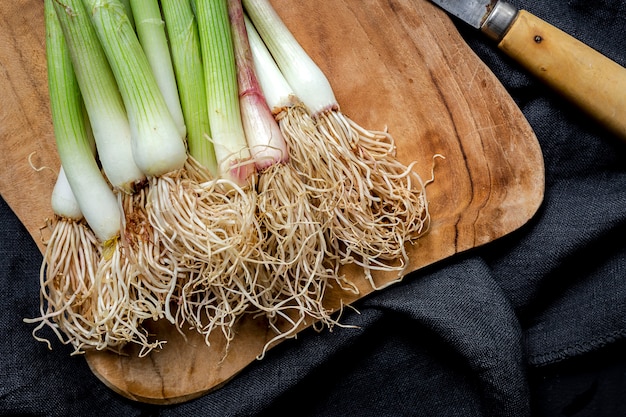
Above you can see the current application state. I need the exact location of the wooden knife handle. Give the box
[498,10,626,141]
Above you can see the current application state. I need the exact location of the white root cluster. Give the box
[26,219,101,355]
[281,104,431,289]
[254,162,348,353]
[26,218,163,356]
[317,110,431,287]
[29,105,432,357]
[148,160,262,348]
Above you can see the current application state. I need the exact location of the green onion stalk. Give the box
[243,0,432,289]
[146,0,263,349]
[159,0,217,179]
[146,0,217,333]
[229,0,345,355]
[80,0,207,349]
[25,167,102,355]
[246,16,355,295]
[129,0,186,140]
[54,0,184,355]
[25,0,142,354]
[195,0,256,186]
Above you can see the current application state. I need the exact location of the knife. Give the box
[430,0,626,141]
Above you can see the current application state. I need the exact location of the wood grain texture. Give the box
[0,1,58,252]
[0,0,544,404]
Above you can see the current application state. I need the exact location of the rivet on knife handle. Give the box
[432,0,626,142]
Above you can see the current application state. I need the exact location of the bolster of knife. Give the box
[496,10,626,141]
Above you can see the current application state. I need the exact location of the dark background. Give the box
[2,0,626,416]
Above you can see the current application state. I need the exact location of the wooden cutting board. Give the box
[0,0,544,405]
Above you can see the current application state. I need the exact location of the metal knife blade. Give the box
[429,0,495,29]
[430,0,517,41]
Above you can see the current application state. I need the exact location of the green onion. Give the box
[195,0,255,185]
[52,0,144,194]
[50,167,83,221]
[229,0,350,354]
[242,0,337,117]
[82,0,187,178]
[160,0,217,176]
[243,1,431,288]
[24,0,123,355]
[130,0,186,140]
[245,15,297,113]
[228,0,287,170]
[48,0,121,243]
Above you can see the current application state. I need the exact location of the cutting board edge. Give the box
[83,186,546,405]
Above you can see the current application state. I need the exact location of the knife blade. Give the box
[430,0,626,142]
[430,0,496,29]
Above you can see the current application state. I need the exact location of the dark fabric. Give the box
[2,1,626,416]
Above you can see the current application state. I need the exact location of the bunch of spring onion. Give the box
[54,0,191,355]
[27,0,433,358]
[111,0,193,330]
[25,0,155,354]
[228,0,353,353]
[243,0,431,289]
[144,0,263,349]
[87,0,261,353]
